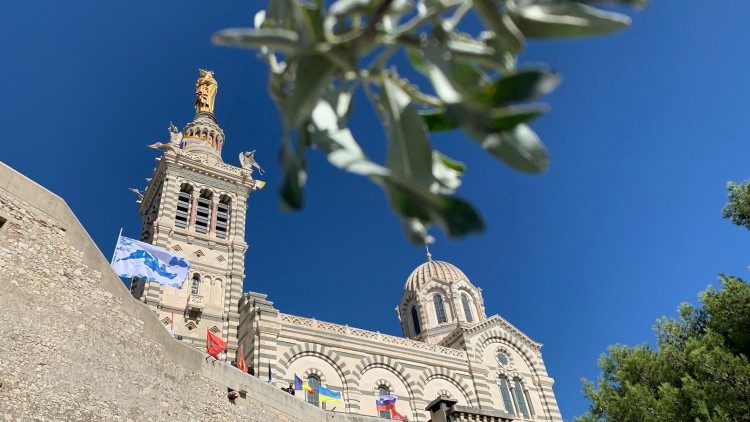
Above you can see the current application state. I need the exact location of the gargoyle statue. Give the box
[148,122,183,150]
[239,150,264,175]
[128,188,144,204]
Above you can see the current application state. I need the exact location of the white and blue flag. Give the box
[111,236,190,288]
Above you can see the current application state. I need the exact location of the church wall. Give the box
[422,377,469,406]
[358,367,415,419]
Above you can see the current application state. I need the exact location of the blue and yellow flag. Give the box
[319,385,343,404]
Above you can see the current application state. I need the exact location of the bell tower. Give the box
[131,70,265,359]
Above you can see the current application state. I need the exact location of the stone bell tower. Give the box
[131,69,265,359]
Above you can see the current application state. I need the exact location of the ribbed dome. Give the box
[405,259,468,291]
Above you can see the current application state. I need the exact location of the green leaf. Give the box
[266,0,301,31]
[472,68,560,106]
[300,3,325,42]
[575,0,649,10]
[479,123,549,173]
[431,151,465,195]
[385,179,485,238]
[420,109,455,132]
[402,218,435,245]
[473,105,547,133]
[284,55,335,127]
[509,1,632,38]
[329,0,373,16]
[280,141,307,210]
[435,151,466,172]
[309,91,389,177]
[420,39,463,104]
[380,74,434,189]
[449,62,485,93]
[474,0,525,54]
[423,104,546,133]
[212,28,301,53]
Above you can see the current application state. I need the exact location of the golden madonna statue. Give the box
[195,69,218,114]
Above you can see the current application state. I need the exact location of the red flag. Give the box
[237,345,248,372]
[206,330,227,359]
[390,407,406,421]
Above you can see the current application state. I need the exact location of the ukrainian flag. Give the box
[319,385,343,404]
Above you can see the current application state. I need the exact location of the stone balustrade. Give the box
[278,313,467,359]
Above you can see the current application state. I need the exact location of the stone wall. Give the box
[0,161,384,422]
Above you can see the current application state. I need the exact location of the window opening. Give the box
[377,385,391,419]
[191,274,200,294]
[514,379,530,419]
[307,376,321,407]
[411,306,421,336]
[175,184,192,229]
[215,195,231,239]
[433,295,447,324]
[461,293,473,322]
[195,190,212,234]
[499,377,514,414]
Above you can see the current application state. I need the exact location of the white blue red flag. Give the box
[376,394,397,411]
[111,235,190,288]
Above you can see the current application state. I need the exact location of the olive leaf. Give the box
[214,0,642,242]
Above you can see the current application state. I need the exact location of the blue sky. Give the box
[2,1,749,419]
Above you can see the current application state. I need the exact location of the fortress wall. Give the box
[0,161,384,422]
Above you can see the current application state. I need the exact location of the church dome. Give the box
[405,258,468,291]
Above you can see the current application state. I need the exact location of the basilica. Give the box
[129,70,562,422]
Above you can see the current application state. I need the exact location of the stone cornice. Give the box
[277,313,468,360]
[440,315,542,351]
[163,148,263,191]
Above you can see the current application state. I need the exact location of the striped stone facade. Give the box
[237,260,562,422]
[131,111,264,361]
[130,74,560,422]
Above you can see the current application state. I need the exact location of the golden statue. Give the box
[195,69,218,114]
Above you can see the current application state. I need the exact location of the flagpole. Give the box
[110,227,123,265]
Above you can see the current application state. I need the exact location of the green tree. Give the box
[723,180,750,230]
[213,0,646,243]
[577,276,750,422]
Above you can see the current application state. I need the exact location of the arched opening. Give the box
[433,294,447,324]
[377,385,391,419]
[513,378,530,419]
[175,184,193,229]
[461,293,474,323]
[410,306,421,336]
[307,375,321,407]
[215,194,231,239]
[498,376,514,414]
[190,274,200,294]
[195,189,213,234]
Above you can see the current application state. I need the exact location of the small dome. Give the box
[405,259,468,291]
[182,112,225,154]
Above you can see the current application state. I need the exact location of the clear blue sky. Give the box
[2,2,749,419]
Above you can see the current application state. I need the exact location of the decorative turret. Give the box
[181,70,226,156]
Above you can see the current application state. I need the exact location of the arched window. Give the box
[377,385,391,419]
[195,189,213,234]
[307,375,320,407]
[461,293,473,322]
[433,294,447,324]
[513,378,530,419]
[411,306,421,336]
[175,184,193,229]
[215,195,231,239]
[190,274,200,294]
[498,377,514,414]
